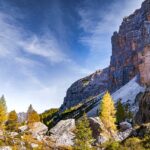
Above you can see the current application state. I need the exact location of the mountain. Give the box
[60,68,109,111]
[61,0,150,113]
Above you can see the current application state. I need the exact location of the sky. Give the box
[0,0,143,113]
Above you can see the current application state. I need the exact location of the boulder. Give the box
[88,117,105,139]
[116,128,133,141]
[29,122,48,135]
[97,135,109,144]
[119,122,132,131]
[49,119,75,146]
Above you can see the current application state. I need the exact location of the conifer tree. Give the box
[74,113,94,150]
[6,110,18,131]
[0,95,7,129]
[116,99,125,123]
[100,91,116,131]
[27,104,34,114]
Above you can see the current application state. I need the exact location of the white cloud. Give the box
[79,0,143,52]
[0,12,69,64]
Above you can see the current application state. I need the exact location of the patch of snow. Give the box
[112,76,145,103]
[87,76,145,117]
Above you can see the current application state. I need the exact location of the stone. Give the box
[97,135,108,144]
[18,125,28,132]
[88,117,105,140]
[31,143,38,149]
[119,122,132,131]
[49,119,75,146]
[29,122,48,135]
[10,132,18,137]
[116,128,133,141]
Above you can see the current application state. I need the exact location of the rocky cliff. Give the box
[61,0,150,110]
[109,0,150,91]
[61,68,109,110]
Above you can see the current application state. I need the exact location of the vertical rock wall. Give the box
[109,0,150,91]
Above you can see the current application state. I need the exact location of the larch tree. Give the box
[74,113,94,150]
[0,95,7,129]
[99,91,116,131]
[6,110,18,131]
[27,105,40,125]
[116,99,126,123]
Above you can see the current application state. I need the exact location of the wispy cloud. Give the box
[78,0,143,52]
[0,11,69,64]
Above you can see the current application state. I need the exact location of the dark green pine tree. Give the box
[74,113,94,150]
[116,99,126,123]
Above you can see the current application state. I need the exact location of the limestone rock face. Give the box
[139,45,150,86]
[109,0,150,91]
[61,68,109,110]
[49,119,75,146]
[135,89,150,124]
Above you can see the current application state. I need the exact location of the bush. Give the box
[105,141,120,150]
[123,137,144,150]
[142,135,150,149]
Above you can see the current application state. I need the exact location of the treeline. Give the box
[0,96,40,132]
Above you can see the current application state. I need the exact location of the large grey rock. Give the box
[119,122,132,131]
[49,119,75,146]
[29,122,48,135]
[88,117,105,139]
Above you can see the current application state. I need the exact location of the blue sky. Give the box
[0,0,143,113]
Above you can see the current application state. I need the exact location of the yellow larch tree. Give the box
[99,91,116,131]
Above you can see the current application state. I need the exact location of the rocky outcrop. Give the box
[109,0,150,91]
[135,89,150,124]
[49,119,75,146]
[139,45,150,86]
[61,68,109,110]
